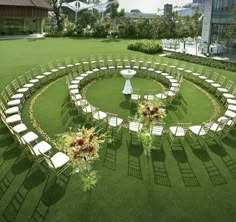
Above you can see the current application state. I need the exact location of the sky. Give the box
[116,0,192,13]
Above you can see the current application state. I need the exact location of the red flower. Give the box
[77,139,84,146]
[150,110,155,115]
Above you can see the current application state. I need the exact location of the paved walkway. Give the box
[0,33,45,40]
[163,41,236,63]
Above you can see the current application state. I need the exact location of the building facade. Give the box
[164,4,173,16]
[201,0,236,46]
[0,0,50,35]
[193,0,204,3]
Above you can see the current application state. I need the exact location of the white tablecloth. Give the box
[120,69,136,94]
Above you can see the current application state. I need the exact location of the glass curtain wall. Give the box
[211,0,236,48]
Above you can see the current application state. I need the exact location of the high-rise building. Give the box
[164,4,172,16]
[201,0,236,46]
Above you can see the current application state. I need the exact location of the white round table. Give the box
[120,69,136,94]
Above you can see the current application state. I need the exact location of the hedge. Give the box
[166,52,236,72]
[127,40,163,54]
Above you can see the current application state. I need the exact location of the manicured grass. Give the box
[86,77,163,122]
[0,38,236,222]
[86,76,219,125]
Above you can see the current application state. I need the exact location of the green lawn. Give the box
[0,38,236,222]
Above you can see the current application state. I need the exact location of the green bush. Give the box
[92,23,109,38]
[45,31,66,37]
[166,52,236,72]
[127,40,163,54]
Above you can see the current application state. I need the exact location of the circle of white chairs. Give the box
[1,54,235,171]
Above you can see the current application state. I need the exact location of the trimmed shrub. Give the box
[166,52,236,72]
[127,40,163,54]
[45,32,66,37]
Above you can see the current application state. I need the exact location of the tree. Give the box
[76,10,99,29]
[136,19,153,38]
[48,0,66,31]
[191,8,202,38]
[105,0,125,33]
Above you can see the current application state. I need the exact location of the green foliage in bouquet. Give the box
[80,170,100,192]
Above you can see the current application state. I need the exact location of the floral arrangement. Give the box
[136,99,166,157]
[57,127,105,191]
[137,99,166,125]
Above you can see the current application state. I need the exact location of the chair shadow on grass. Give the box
[0,152,25,201]
[119,100,130,110]
[178,94,188,105]
[129,103,138,116]
[151,148,171,187]
[187,139,227,186]
[167,106,184,122]
[172,148,200,187]
[0,133,15,149]
[0,153,33,201]
[2,144,21,161]
[176,94,188,114]
[30,169,71,222]
[119,95,137,116]
[166,100,186,123]
[208,142,236,180]
[61,96,74,124]
[1,159,42,222]
[0,125,11,135]
[61,95,84,130]
[103,140,122,171]
[0,136,20,169]
[127,141,143,180]
[222,128,236,148]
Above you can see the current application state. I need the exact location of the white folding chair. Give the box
[40,151,70,177]
[150,122,166,148]
[169,123,191,148]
